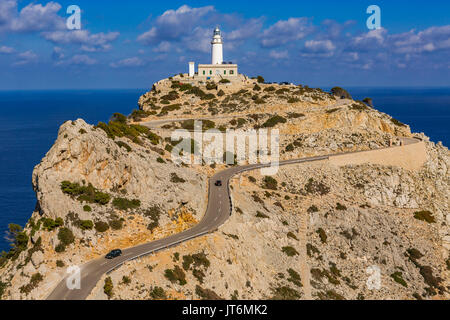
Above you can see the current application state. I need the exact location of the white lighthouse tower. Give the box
[211,27,223,65]
[188,27,239,80]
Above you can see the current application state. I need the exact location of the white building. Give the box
[188,27,239,81]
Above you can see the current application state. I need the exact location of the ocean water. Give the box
[0,88,448,252]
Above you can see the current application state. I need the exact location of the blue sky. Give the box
[0,0,449,89]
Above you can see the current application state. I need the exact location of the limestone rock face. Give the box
[32,119,206,222]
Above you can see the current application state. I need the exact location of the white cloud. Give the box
[13,50,38,66]
[110,57,144,68]
[138,5,214,44]
[269,50,289,59]
[0,1,65,33]
[261,18,314,48]
[0,45,15,54]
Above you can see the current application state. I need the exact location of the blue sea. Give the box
[0,88,449,252]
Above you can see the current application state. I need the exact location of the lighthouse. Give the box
[211,27,223,65]
[188,27,239,80]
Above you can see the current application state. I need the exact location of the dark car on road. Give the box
[105,249,122,259]
[215,180,223,187]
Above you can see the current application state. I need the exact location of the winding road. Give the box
[47,117,420,300]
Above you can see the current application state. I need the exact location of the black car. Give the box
[215,180,223,187]
[105,249,122,259]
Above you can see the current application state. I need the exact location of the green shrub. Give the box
[256,211,269,219]
[164,266,187,285]
[122,276,131,285]
[285,144,294,152]
[95,221,109,233]
[287,232,298,241]
[150,286,167,300]
[83,205,92,212]
[330,87,352,99]
[61,181,111,205]
[262,176,278,190]
[182,255,194,271]
[112,197,141,210]
[256,76,265,83]
[253,84,261,91]
[170,173,186,183]
[56,260,65,268]
[19,273,43,294]
[80,220,94,230]
[307,205,319,213]
[42,218,63,231]
[0,281,7,299]
[413,211,435,223]
[288,97,300,104]
[109,219,123,230]
[217,89,225,97]
[58,228,74,246]
[195,285,222,300]
[282,246,299,257]
[271,285,301,300]
[219,79,230,84]
[305,178,330,195]
[287,269,302,287]
[116,141,132,152]
[391,272,408,287]
[104,277,113,298]
[262,115,287,128]
[55,243,66,253]
[317,228,327,244]
[336,203,347,211]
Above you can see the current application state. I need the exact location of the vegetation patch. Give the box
[316,228,327,244]
[164,266,187,285]
[103,277,113,298]
[112,197,141,210]
[287,269,302,287]
[195,285,222,300]
[170,173,186,183]
[150,286,167,300]
[282,246,299,257]
[19,273,43,295]
[271,285,301,300]
[413,210,435,223]
[262,176,278,190]
[390,272,408,287]
[61,181,111,205]
[304,178,330,195]
[262,115,287,128]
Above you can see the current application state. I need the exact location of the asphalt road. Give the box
[47,132,419,300]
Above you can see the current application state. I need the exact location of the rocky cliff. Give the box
[0,80,448,300]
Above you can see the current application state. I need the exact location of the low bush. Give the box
[262,176,278,190]
[164,266,187,285]
[58,228,74,247]
[80,220,94,230]
[391,272,408,287]
[104,277,113,298]
[262,115,287,128]
[271,285,301,300]
[317,228,327,244]
[150,286,167,300]
[109,219,123,230]
[413,210,435,223]
[112,198,141,210]
[95,221,109,233]
[282,246,299,257]
[61,181,111,205]
[195,285,222,300]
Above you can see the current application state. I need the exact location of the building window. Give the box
[209,70,212,75]
[224,70,227,75]
[230,70,234,75]
[203,70,205,75]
